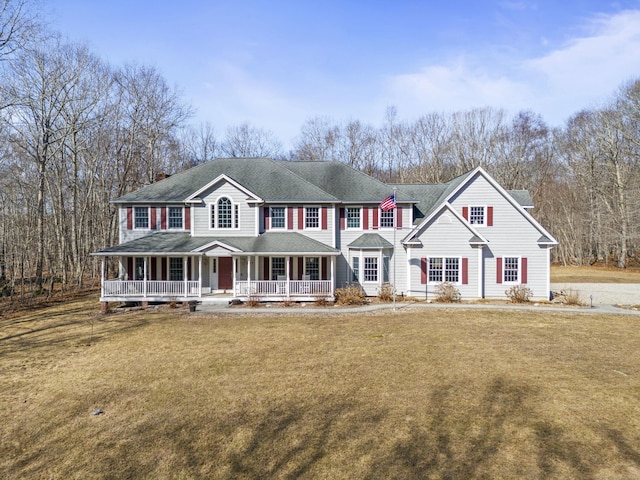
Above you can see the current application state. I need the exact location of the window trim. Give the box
[503,256,521,284]
[304,206,320,230]
[270,206,286,230]
[271,257,286,280]
[304,256,320,280]
[363,256,379,283]
[379,207,394,229]
[167,206,184,229]
[346,206,362,230]
[428,256,462,285]
[210,196,240,230]
[469,205,487,226]
[134,206,150,230]
[169,257,184,282]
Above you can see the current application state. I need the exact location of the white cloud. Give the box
[381,9,640,126]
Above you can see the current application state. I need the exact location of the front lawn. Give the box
[1,296,639,478]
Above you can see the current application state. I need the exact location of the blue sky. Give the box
[47,1,640,148]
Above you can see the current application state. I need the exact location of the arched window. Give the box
[218,197,232,228]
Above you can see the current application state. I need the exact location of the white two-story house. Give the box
[93,157,557,306]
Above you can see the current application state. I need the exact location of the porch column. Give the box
[285,255,290,298]
[101,258,105,297]
[247,256,252,294]
[143,257,148,297]
[183,256,188,297]
[198,256,203,298]
[331,256,335,293]
[232,257,237,297]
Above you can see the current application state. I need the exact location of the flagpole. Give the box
[393,187,397,311]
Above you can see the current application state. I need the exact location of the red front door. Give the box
[218,257,233,290]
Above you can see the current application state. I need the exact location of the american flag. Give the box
[380,194,396,211]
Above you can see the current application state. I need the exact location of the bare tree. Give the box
[221,122,282,158]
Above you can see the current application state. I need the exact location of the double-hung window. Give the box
[270,207,285,229]
[429,257,460,284]
[134,207,149,229]
[380,208,394,228]
[503,257,520,283]
[364,257,378,282]
[305,207,319,229]
[305,257,320,280]
[169,258,183,281]
[271,257,286,280]
[351,257,359,282]
[135,257,145,280]
[346,207,361,229]
[168,207,183,229]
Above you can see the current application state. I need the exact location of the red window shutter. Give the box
[127,207,133,230]
[298,257,303,280]
[420,258,427,284]
[161,207,167,229]
[496,257,503,284]
[322,257,327,280]
[462,257,468,285]
[185,207,191,230]
[264,257,269,280]
[373,208,379,229]
[187,258,192,280]
[127,257,133,279]
[339,208,345,230]
[363,207,369,230]
[151,207,157,230]
[321,207,328,230]
[298,207,304,230]
[487,206,493,226]
[264,207,270,230]
[396,206,403,228]
[462,206,469,221]
[287,207,294,230]
[521,257,528,284]
[161,258,167,281]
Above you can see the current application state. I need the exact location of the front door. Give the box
[218,257,233,290]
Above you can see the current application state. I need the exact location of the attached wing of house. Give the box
[93,159,557,306]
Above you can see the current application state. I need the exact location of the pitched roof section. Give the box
[113,158,338,204]
[93,232,339,256]
[281,161,400,203]
[347,233,394,249]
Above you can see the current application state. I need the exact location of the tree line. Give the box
[0,1,638,295]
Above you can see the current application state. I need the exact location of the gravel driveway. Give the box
[551,283,640,306]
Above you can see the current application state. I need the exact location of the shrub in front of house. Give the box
[505,285,533,303]
[335,284,367,305]
[434,282,461,303]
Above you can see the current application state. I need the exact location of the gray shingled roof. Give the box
[113,158,338,204]
[282,161,399,203]
[94,231,339,255]
[347,233,394,249]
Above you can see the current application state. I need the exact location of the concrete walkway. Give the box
[196,283,640,316]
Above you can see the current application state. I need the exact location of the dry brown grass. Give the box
[552,264,640,283]
[2,295,640,479]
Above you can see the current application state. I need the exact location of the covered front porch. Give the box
[94,231,340,304]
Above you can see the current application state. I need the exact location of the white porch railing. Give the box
[102,280,201,298]
[236,280,332,297]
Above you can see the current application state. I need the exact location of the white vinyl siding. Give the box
[192,181,255,236]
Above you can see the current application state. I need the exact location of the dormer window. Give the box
[210,197,239,229]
